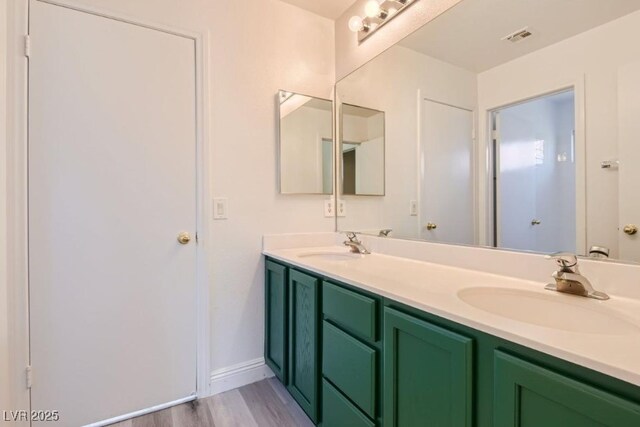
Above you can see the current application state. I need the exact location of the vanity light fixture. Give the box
[350,0,418,43]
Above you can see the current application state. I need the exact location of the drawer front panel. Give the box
[322,379,375,427]
[323,321,376,417]
[323,281,377,341]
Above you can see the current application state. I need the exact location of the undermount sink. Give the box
[458,287,640,335]
[297,251,362,261]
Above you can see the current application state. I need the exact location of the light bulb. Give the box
[364,0,383,18]
[348,15,365,32]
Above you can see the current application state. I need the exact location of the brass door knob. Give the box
[177,232,192,244]
[623,225,638,236]
[425,222,437,231]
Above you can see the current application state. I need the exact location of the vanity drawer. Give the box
[323,281,377,341]
[322,379,375,427]
[323,321,377,418]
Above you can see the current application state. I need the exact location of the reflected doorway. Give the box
[492,89,576,253]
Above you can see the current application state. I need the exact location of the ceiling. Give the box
[400,0,640,72]
[278,0,358,20]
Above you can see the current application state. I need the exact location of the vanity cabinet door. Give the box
[265,260,287,383]
[288,269,320,424]
[384,307,473,427]
[494,351,640,427]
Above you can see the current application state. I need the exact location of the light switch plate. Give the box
[337,199,346,217]
[410,200,418,216]
[213,198,228,220]
[324,199,334,217]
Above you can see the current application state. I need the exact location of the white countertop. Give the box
[264,245,640,387]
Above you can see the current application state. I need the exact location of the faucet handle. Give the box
[545,252,578,268]
[344,231,359,242]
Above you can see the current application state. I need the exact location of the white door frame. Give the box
[5,0,212,421]
[478,76,587,254]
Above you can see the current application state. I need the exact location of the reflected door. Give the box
[29,2,198,425]
[420,99,475,244]
[495,90,576,254]
[618,61,640,261]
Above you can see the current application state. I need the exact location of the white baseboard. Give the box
[210,358,274,395]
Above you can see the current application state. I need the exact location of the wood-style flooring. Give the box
[109,378,314,427]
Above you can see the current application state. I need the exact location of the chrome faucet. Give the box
[379,229,392,237]
[544,252,609,300]
[343,232,371,254]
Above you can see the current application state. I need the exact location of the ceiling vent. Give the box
[502,27,533,43]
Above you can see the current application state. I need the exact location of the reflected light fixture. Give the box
[349,0,418,43]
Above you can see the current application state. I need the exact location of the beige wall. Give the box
[2,0,335,397]
[335,0,463,80]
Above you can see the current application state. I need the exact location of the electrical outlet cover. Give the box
[324,199,334,217]
[410,200,418,216]
[337,199,347,217]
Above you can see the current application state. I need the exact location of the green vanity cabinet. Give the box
[494,351,640,427]
[288,268,321,424]
[383,307,473,427]
[264,260,288,382]
[264,259,640,427]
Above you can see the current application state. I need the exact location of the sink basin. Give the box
[297,251,362,262]
[457,287,640,335]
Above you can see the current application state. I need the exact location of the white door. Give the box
[618,61,640,262]
[29,2,198,426]
[420,99,475,244]
[496,91,576,254]
[495,110,538,251]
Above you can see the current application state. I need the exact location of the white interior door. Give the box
[618,61,640,262]
[420,99,474,244]
[495,110,538,251]
[496,91,576,254]
[29,2,198,425]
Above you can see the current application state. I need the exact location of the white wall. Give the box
[478,10,640,259]
[335,0,463,80]
[336,45,477,238]
[2,0,335,397]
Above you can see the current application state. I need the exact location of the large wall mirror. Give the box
[279,90,334,194]
[336,0,640,264]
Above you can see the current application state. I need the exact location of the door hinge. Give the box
[26,365,33,389]
[491,129,499,140]
[24,35,31,58]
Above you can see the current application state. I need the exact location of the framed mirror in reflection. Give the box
[340,104,385,196]
[335,0,640,263]
[278,90,334,195]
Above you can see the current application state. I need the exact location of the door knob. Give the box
[177,232,192,244]
[425,222,437,231]
[531,219,541,226]
[623,225,638,236]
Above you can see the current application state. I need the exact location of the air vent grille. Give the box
[503,27,533,43]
